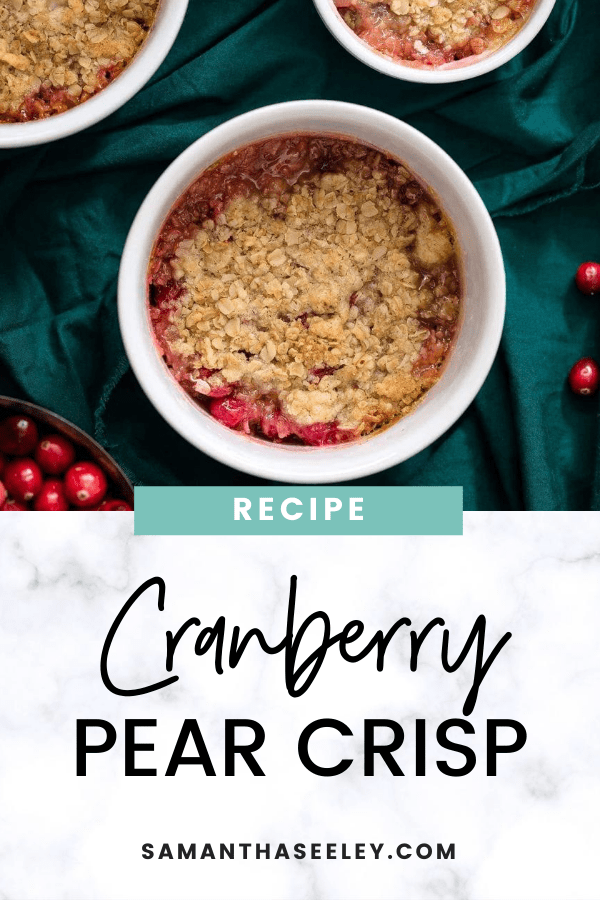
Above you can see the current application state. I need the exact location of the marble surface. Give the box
[0,513,599,900]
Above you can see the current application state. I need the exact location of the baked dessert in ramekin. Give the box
[119,101,505,483]
[148,134,462,447]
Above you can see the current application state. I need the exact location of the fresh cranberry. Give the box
[97,499,133,511]
[575,262,600,296]
[0,415,38,456]
[35,434,76,475]
[64,462,108,509]
[0,480,6,507]
[568,357,600,396]
[4,458,43,502]
[34,479,70,511]
[2,498,28,511]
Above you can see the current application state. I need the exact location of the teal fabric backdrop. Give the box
[0,0,598,509]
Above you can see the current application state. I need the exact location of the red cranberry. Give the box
[568,357,600,396]
[64,462,108,509]
[576,262,600,296]
[35,434,76,475]
[0,415,38,456]
[0,480,6,507]
[4,458,43,502]
[97,499,132,511]
[34,479,70,511]
[2,498,28,511]
[0,453,5,477]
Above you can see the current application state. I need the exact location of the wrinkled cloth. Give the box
[0,0,597,509]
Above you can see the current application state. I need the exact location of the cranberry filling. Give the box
[148,135,462,447]
[0,62,126,124]
[334,0,536,67]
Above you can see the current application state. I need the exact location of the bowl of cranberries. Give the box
[0,398,133,512]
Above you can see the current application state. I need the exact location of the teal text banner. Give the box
[134,487,463,536]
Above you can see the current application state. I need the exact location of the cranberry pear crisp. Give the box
[148,136,462,447]
[334,0,536,67]
[0,0,159,123]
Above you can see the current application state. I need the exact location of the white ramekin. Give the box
[119,100,505,484]
[0,0,188,149]
[312,0,557,83]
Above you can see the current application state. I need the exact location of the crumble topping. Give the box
[149,137,461,445]
[0,0,159,121]
[335,0,535,65]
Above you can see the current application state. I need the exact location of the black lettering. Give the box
[101,577,178,697]
[142,843,154,859]
[416,718,426,776]
[364,720,404,776]
[442,616,512,716]
[166,618,200,672]
[125,720,156,776]
[165,719,216,776]
[396,844,411,859]
[438,843,455,860]
[225,720,265,775]
[410,619,445,670]
[436,719,476,776]
[337,621,365,661]
[298,719,352,776]
[76,719,116,775]
[195,618,227,674]
[487,719,527,775]
[178,844,196,859]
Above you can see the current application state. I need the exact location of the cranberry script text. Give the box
[77,576,527,777]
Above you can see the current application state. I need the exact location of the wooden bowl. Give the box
[0,396,133,508]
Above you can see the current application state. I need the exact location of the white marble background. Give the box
[0,513,599,900]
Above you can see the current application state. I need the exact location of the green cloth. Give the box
[0,0,598,509]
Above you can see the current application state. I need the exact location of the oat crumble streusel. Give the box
[148,136,462,446]
[334,0,536,66]
[0,0,159,123]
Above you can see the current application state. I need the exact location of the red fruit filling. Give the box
[334,0,536,68]
[0,62,129,124]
